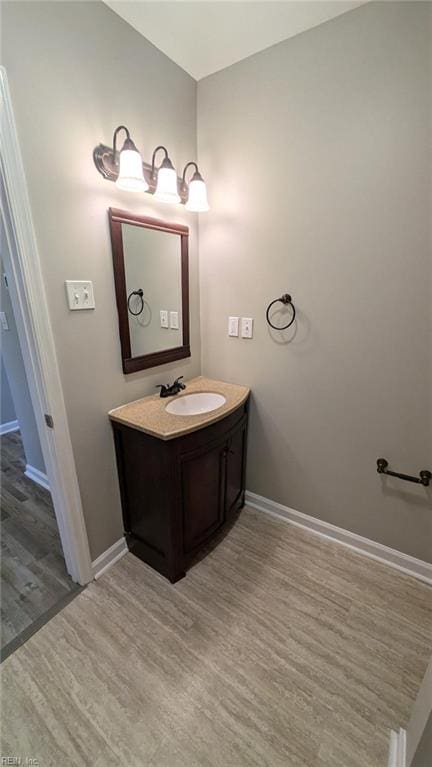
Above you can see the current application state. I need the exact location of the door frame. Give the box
[0,66,93,585]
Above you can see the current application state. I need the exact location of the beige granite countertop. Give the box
[108,376,250,440]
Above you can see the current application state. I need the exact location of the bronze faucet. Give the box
[156,376,186,398]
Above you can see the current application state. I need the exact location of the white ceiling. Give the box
[105,1,368,81]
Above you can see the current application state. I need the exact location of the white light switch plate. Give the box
[228,316,239,337]
[0,311,9,330]
[160,310,169,328]
[170,311,179,329]
[241,317,254,339]
[65,281,95,310]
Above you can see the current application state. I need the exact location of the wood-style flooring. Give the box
[1,507,431,765]
[1,430,79,656]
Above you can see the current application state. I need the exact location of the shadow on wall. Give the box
[1,357,16,426]
[246,395,321,510]
[378,479,432,512]
[0,250,45,474]
[266,306,312,348]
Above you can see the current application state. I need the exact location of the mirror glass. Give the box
[122,224,182,357]
[109,209,190,374]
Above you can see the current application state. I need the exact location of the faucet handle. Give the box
[155,384,168,396]
[174,376,186,389]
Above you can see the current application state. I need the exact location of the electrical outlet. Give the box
[241,317,254,339]
[228,316,239,337]
[170,311,179,329]
[65,281,95,310]
[160,310,169,328]
[0,311,9,330]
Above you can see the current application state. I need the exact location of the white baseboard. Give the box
[25,463,50,491]
[0,419,19,435]
[388,728,406,767]
[92,537,128,580]
[245,491,432,585]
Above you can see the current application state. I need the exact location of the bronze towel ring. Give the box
[266,293,296,330]
[127,288,144,316]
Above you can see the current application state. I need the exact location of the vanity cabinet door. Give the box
[225,419,247,517]
[181,440,226,554]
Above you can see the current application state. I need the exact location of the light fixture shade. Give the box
[186,177,209,212]
[154,164,180,204]
[116,148,148,193]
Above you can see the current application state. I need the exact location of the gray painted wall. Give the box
[1,357,16,425]
[198,2,432,561]
[411,713,432,767]
[2,1,201,559]
[0,248,45,472]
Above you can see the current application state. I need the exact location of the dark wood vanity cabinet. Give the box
[112,398,249,582]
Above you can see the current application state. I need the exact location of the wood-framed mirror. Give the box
[109,208,190,374]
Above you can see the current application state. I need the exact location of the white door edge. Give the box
[0,66,93,585]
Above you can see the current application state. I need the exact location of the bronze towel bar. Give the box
[377,458,431,487]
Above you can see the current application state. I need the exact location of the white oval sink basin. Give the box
[165,392,226,416]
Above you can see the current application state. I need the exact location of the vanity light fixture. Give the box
[113,126,148,193]
[93,128,209,212]
[181,162,210,212]
[151,146,181,204]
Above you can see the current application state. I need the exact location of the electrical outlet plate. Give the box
[241,317,254,339]
[160,310,169,328]
[170,311,179,329]
[65,281,95,310]
[0,311,9,330]
[228,316,239,337]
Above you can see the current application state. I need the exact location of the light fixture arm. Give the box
[151,145,169,179]
[182,161,199,182]
[182,161,209,212]
[112,125,131,163]
[181,161,201,191]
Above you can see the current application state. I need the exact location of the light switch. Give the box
[228,316,239,337]
[65,281,95,310]
[0,311,9,330]
[170,311,179,329]
[241,317,254,339]
[160,310,169,328]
